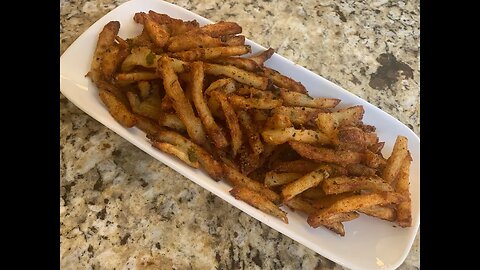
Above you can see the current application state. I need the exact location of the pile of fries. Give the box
[87,10,413,236]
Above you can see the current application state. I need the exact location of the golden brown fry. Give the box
[134,114,161,136]
[101,43,129,80]
[228,94,282,109]
[116,72,160,82]
[167,34,245,52]
[189,62,229,148]
[321,176,394,195]
[126,91,162,120]
[289,141,364,165]
[262,67,307,94]
[170,45,251,61]
[281,168,330,202]
[284,197,317,215]
[261,127,330,145]
[95,80,129,106]
[364,149,387,169]
[272,160,320,173]
[204,78,237,96]
[264,172,303,187]
[323,222,346,236]
[359,205,396,221]
[315,105,364,136]
[346,163,377,177]
[369,141,385,154]
[383,136,409,184]
[159,56,207,145]
[121,47,159,71]
[143,13,170,47]
[272,106,323,126]
[223,164,280,204]
[237,110,264,155]
[236,87,275,99]
[312,192,354,209]
[88,21,120,83]
[204,63,269,90]
[158,113,186,132]
[300,187,326,200]
[147,10,200,36]
[209,57,260,72]
[264,113,292,130]
[307,192,406,228]
[211,90,242,156]
[98,89,137,128]
[322,212,360,224]
[193,21,242,37]
[249,48,275,66]
[336,126,379,151]
[280,89,340,108]
[230,186,288,224]
[395,152,413,227]
[152,141,200,168]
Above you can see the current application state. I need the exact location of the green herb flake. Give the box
[146,52,156,66]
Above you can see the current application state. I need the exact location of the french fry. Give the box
[89,21,120,83]
[230,186,288,224]
[249,48,275,66]
[126,92,162,120]
[336,126,379,149]
[223,164,280,204]
[364,149,387,169]
[264,172,303,187]
[159,55,207,145]
[101,43,129,80]
[272,106,323,126]
[281,168,330,202]
[321,212,360,224]
[98,89,137,127]
[158,113,186,132]
[300,187,326,200]
[359,205,396,221]
[193,21,242,37]
[280,89,340,108]
[235,87,275,99]
[152,141,200,168]
[323,222,346,236]
[167,34,244,52]
[312,192,355,209]
[209,57,260,72]
[134,114,161,136]
[346,163,377,176]
[170,45,251,61]
[369,141,385,154]
[228,94,282,109]
[121,47,189,73]
[190,62,229,149]
[264,113,292,130]
[284,197,317,215]
[137,81,151,98]
[272,159,319,173]
[315,105,364,136]
[321,176,394,195]
[261,127,330,145]
[147,10,199,36]
[210,90,242,156]
[289,141,364,165]
[142,13,170,47]
[204,63,269,90]
[262,67,307,94]
[395,152,413,227]
[116,72,160,82]
[307,192,406,228]
[204,78,237,96]
[383,136,409,184]
[237,110,263,155]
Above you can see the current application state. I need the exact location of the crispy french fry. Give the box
[272,106,323,126]
[209,57,260,72]
[323,222,346,236]
[230,186,288,223]
[228,94,282,109]
[284,197,317,215]
[101,43,129,80]
[264,172,303,187]
[249,48,275,66]
[300,187,326,200]
[262,67,307,94]
[312,192,355,209]
[346,163,377,177]
[204,78,237,96]
[159,56,206,145]
[322,212,360,224]
[359,205,396,221]
[147,10,199,36]
[315,105,364,136]
[99,89,137,127]
[281,168,330,202]
[223,164,280,204]
[170,45,251,61]
[158,113,186,132]
[364,149,387,169]
[261,127,330,145]
[204,63,269,90]
[152,141,200,168]
[190,62,229,149]
[211,90,242,156]
[307,192,406,228]
[237,110,264,155]
[235,87,276,99]
[264,113,292,130]
[383,136,409,184]
[116,72,160,82]
[280,89,340,108]
[395,152,412,227]
[321,176,394,195]
[126,92,162,120]
[289,141,364,165]
[369,141,385,154]
[167,34,243,52]
[121,47,189,73]
[89,21,120,83]
[193,21,242,37]
[142,13,170,47]
[272,159,320,173]
[134,114,161,136]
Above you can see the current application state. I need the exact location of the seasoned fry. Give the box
[307,192,406,228]
[280,89,340,108]
[321,176,394,195]
[147,10,199,36]
[301,187,326,200]
[336,126,378,149]
[346,163,377,177]
[190,62,229,148]
[101,43,129,80]
[230,186,288,224]
[209,57,260,72]
[134,114,162,136]
[364,149,387,169]
[323,222,346,236]
[312,192,355,209]
[116,72,160,82]
[273,106,323,126]
[167,34,244,52]
[228,94,282,109]
[170,45,251,61]
[383,136,409,184]
[264,172,303,187]
[272,159,319,173]
[89,21,120,83]
[281,168,330,202]
[315,105,364,136]
[262,67,307,94]
[395,152,412,227]
[194,21,242,37]
[289,141,364,165]
[264,113,292,130]
[284,197,317,215]
[236,87,275,99]
[98,89,137,127]
[249,48,275,66]
[158,113,186,132]
[237,110,263,155]
[142,13,170,47]
[204,63,269,90]
[152,141,200,168]
[204,78,237,96]
[159,55,206,145]
[261,127,330,145]
[211,90,242,156]
[359,205,396,221]
[126,91,162,120]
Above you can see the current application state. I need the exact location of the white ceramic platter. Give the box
[60,0,420,269]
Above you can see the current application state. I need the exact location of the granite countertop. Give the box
[60,0,420,269]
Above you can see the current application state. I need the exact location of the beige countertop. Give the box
[60,0,420,269]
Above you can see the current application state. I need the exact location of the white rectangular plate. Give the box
[60,1,420,269]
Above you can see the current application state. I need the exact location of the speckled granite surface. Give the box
[60,0,420,269]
